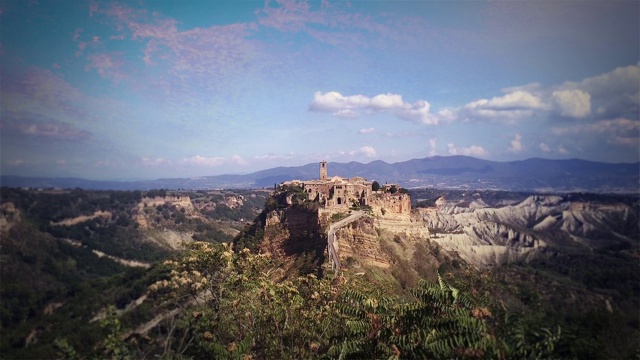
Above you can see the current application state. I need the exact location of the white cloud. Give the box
[557,145,569,154]
[230,155,247,165]
[539,143,551,152]
[481,91,547,110]
[182,155,225,167]
[309,91,371,112]
[447,143,488,157]
[254,152,294,161]
[141,157,168,166]
[556,64,639,118]
[309,91,440,124]
[370,93,404,109]
[428,138,437,156]
[333,109,359,119]
[178,154,248,167]
[461,90,548,123]
[359,146,377,157]
[441,64,638,124]
[396,100,433,124]
[508,133,523,153]
[552,89,591,118]
[358,127,375,134]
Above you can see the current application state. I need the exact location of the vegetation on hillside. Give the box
[90,241,560,359]
[0,187,268,358]
[0,186,637,359]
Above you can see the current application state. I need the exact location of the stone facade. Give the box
[283,162,373,209]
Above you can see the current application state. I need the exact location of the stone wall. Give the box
[368,192,411,216]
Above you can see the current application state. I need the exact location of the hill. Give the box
[2,156,638,193]
[1,185,638,359]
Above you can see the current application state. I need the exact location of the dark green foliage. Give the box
[2,186,636,359]
[372,181,381,192]
[330,274,560,359]
[191,220,233,243]
[145,188,167,198]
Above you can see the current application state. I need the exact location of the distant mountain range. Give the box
[2,156,639,193]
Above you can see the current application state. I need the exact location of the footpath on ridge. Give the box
[327,210,366,273]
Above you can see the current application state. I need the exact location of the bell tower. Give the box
[320,160,327,180]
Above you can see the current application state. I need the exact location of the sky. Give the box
[1,0,638,180]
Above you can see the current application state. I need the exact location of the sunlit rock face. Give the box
[421,195,638,268]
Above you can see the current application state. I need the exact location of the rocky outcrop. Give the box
[369,192,411,216]
[334,216,391,268]
[375,211,431,240]
[261,205,325,265]
[0,202,20,236]
[422,195,638,267]
[144,228,194,250]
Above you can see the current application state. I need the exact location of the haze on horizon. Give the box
[1,0,638,181]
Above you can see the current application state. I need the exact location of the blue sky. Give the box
[1,0,638,180]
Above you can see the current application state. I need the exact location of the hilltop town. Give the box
[282,161,411,217]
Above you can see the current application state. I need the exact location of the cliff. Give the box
[260,204,326,275]
[422,195,639,267]
[334,216,391,268]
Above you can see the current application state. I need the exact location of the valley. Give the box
[0,184,638,359]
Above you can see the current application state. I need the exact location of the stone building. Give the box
[283,161,373,209]
[282,161,412,215]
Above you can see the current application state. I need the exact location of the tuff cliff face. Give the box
[260,205,326,275]
[334,216,391,268]
[257,187,638,274]
[422,195,639,267]
[368,192,412,216]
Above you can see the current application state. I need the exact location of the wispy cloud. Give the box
[338,146,377,158]
[179,155,248,167]
[181,155,226,167]
[539,143,551,152]
[552,118,639,147]
[91,2,258,88]
[358,127,375,134]
[140,157,169,166]
[85,53,127,82]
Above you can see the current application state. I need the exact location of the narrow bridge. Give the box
[327,210,366,273]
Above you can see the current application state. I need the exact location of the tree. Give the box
[372,181,381,192]
[330,275,561,359]
[143,245,561,359]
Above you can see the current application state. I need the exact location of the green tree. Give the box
[329,275,561,359]
[372,181,381,192]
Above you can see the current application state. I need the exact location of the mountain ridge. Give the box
[2,156,638,193]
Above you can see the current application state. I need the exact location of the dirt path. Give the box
[50,211,112,226]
